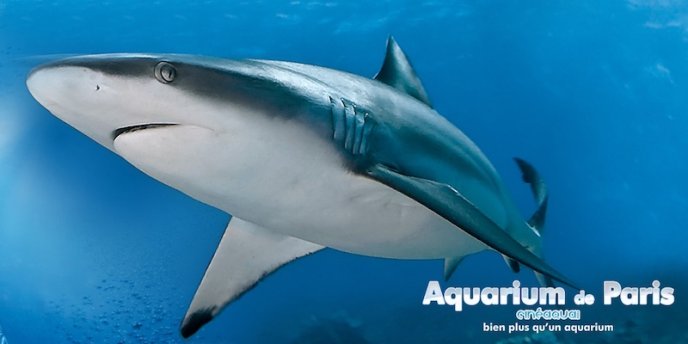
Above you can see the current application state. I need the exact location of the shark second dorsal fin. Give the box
[374,36,433,108]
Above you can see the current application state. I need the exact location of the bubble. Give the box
[0,325,8,344]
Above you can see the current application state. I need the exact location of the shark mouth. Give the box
[112,123,178,140]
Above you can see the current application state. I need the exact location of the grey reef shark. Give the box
[26,37,576,338]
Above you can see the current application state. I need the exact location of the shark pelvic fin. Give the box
[444,256,464,280]
[180,217,324,338]
[502,254,521,273]
[366,163,578,289]
[374,36,433,107]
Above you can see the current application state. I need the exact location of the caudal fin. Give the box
[514,158,562,288]
[514,157,548,234]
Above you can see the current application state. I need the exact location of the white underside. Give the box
[112,108,487,260]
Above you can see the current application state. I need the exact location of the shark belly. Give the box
[112,108,487,260]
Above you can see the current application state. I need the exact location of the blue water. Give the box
[1,1,687,343]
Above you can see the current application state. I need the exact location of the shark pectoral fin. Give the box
[374,36,433,107]
[444,256,465,280]
[180,217,324,338]
[366,164,578,289]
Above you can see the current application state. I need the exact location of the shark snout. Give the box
[26,61,133,150]
[27,64,66,109]
[27,63,106,111]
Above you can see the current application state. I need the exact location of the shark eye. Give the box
[154,62,176,84]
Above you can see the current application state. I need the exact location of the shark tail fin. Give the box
[514,158,558,288]
[514,157,548,235]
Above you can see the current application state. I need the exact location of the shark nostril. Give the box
[95,84,100,91]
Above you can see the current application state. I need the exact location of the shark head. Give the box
[26,54,320,150]
[26,54,332,211]
[29,55,198,150]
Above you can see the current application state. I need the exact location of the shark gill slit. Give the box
[344,101,356,150]
[329,97,374,156]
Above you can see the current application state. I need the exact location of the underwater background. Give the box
[1,0,687,343]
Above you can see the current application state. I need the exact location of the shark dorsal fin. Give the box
[374,36,433,108]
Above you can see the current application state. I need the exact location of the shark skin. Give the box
[26,37,575,337]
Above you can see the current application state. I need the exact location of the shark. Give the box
[26,37,575,338]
